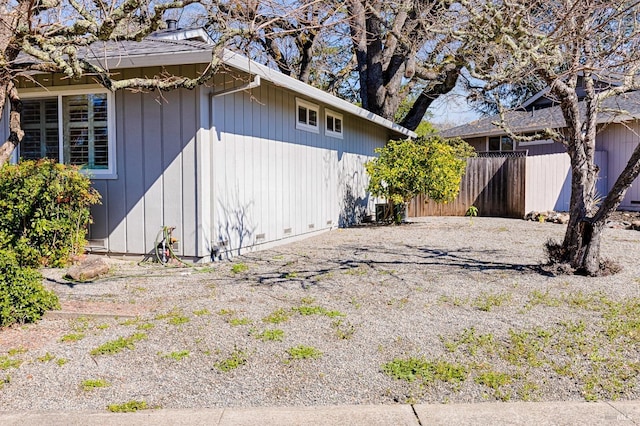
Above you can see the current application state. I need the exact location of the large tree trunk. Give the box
[559,135,640,275]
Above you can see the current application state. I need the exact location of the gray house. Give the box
[10,27,415,261]
[442,89,640,213]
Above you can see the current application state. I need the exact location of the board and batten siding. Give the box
[597,121,640,210]
[88,65,204,258]
[208,73,385,256]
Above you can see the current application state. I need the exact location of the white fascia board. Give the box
[99,46,415,138]
[220,49,417,139]
[93,51,213,71]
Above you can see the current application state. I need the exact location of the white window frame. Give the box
[325,109,344,139]
[295,98,319,134]
[18,85,117,179]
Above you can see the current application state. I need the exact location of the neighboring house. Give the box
[442,87,640,213]
[9,26,415,261]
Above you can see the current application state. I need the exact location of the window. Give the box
[20,89,116,178]
[296,98,319,133]
[488,136,514,152]
[325,109,343,139]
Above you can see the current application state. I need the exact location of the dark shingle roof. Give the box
[442,91,640,139]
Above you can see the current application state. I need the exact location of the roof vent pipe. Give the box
[166,19,177,30]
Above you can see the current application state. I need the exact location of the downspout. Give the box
[207,74,261,260]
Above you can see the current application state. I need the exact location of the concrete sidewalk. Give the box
[1,401,639,425]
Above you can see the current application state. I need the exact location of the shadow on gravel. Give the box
[251,244,551,288]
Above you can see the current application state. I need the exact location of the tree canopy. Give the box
[457,0,640,275]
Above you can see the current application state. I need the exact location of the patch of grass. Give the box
[215,349,248,372]
[107,400,149,413]
[523,289,561,311]
[502,330,545,367]
[228,317,252,326]
[472,292,512,312]
[118,317,140,326]
[231,263,249,274]
[0,375,10,389]
[137,322,155,331]
[475,370,513,401]
[343,267,367,276]
[349,297,362,309]
[0,356,22,370]
[292,305,345,318]
[287,345,322,360]
[293,305,325,316]
[37,352,55,363]
[164,350,190,361]
[255,328,285,342]
[168,315,190,326]
[382,357,467,384]
[438,295,467,307]
[300,297,315,305]
[59,333,85,343]
[332,319,357,340]
[56,358,68,367]
[7,347,27,356]
[90,333,147,356]
[193,309,211,316]
[82,378,110,391]
[262,308,290,324]
[284,272,298,279]
[217,309,236,316]
[70,316,92,332]
[96,323,110,330]
[440,328,497,356]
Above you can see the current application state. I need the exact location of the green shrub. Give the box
[0,159,101,267]
[0,249,59,327]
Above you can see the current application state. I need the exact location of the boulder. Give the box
[632,221,640,231]
[66,256,110,282]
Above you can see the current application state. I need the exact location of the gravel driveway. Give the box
[1,217,640,411]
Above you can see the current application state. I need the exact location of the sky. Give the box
[427,83,482,130]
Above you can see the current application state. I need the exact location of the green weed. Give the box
[90,333,147,356]
[287,345,322,360]
[262,308,290,324]
[7,347,27,356]
[56,358,68,367]
[255,329,285,342]
[228,317,252,326]
[382,357,467,384]
[332,319,357,340]
[0,356,22,370]
[82,378,110,391]
[231,263,249,274]
[472,292,512,312]
[107,400,149,413]
[215,349,248,372]
[59,333,85,343]
[164,350,190,361]
[37,352,54,363]
[193,309,211,316]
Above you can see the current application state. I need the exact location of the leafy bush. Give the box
[0,159,101,267]
[366,135,474,209]
[0,248,59,327]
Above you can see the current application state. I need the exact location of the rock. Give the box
[632,220,640,231]
[556,214,570,224]
[66,256,110,282]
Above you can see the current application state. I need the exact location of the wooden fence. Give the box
[408,156,527,218]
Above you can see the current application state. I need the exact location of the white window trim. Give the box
[325,108,344,139]
[18,85,117,179]
[295,98,319,134]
